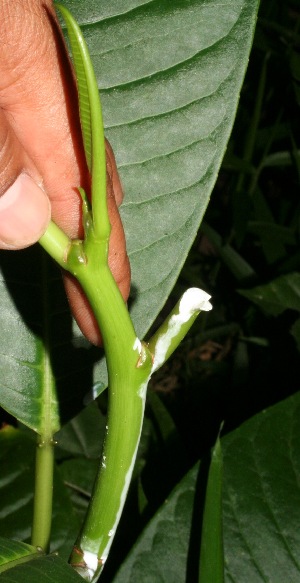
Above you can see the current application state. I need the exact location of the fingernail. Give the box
[0,173,51,249]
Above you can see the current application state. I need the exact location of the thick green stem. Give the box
[67,238,153,581]
[31,437,55,552]
[39,221,213,581]
[236,52,269,195]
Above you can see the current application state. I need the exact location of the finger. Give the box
[0,109,50,249]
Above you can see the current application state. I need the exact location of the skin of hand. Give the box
[0,0,130,345]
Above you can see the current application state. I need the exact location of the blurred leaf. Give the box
[247,221,296,246]
[223,391,300,582]
[263,150,297,168]
[238,272,300,316]
[222,152,254,174]
[201,223,256,282]
[147,391,178,444]
[252,188,286,263]
[55,402,105,521]
[0,554,83,582]
[289,48,300,107]
[0,426,78,558]
[239,336,269,347]
[199,436,224,583]
[59,458,97,523]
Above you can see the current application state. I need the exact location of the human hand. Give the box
[0,0,130,345]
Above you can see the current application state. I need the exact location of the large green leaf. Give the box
[222,391,300,582]
[238,272,300,316]
[111,392,300,582]
[112,462,199,583]
[0,555,83,583]
[66,0,260,337]
[0,538,40,574]
[0,0,259,430]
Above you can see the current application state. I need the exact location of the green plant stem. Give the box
[66,236,152,581]
[31,250,60,553]
[31,437,55,552]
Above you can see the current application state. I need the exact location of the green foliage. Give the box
[8,0,300,582]
[0,0,259,434]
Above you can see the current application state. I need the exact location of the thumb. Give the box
[0,117,50,250]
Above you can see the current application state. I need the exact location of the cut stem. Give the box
[39,221,70,269]
[148,287,212,373]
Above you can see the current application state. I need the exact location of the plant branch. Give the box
[66,248,153,582]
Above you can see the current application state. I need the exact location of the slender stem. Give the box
[31,251,58,552]
[236,52,269,194]
[31,437,54,552]
[244,53,269,164]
